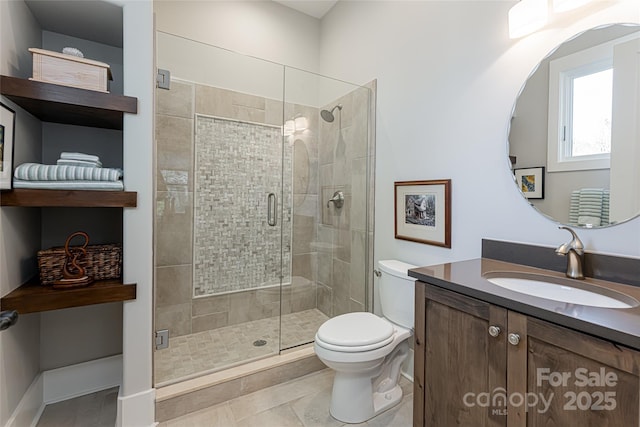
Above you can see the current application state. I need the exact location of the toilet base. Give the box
[373,383,403,416]
[328,341,409,424]
[330,379,404,424]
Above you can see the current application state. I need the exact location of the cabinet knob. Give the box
[488,325,501,337]
[508,333,520,346]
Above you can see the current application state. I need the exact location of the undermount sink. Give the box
[483,272,639,309]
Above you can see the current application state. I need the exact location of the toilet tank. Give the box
[378,259,417,329]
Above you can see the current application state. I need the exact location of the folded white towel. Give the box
[13,179,124,191]
[14,163,122,182]
[57,159,103,168]
[60,152,101,163]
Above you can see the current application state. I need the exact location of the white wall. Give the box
[0,0,42,425]
[115,0,155,425]
[156,31,286,102]
[319,1,640,299]
[154,0,321,73]
[610,35,640,223]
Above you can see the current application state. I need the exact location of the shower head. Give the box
[320,104,343,123]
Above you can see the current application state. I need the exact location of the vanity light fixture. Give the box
[552,0,594,13]
[509,0,548,39]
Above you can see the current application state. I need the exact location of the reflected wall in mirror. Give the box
[509,23,640,228]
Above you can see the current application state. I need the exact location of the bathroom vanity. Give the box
[410,257,640,427]
[407,22,640,426]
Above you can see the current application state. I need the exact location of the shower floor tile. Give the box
[155,308,329,385]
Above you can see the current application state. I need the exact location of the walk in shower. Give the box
[153,32,375,386]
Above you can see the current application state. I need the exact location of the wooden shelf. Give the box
[0,189,137,207]
[1,278,136,314]
[0,75,137,129]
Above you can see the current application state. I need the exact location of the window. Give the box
[548,41,615,172]
[569,67,612,157]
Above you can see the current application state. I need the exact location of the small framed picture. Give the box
[514,167,544,199]
[0,103,16,190]
[394,179,451,248]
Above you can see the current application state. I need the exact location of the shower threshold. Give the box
[155,344,326,422]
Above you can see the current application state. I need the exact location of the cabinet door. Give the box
[523,317,640,426]
[416,282,508,427]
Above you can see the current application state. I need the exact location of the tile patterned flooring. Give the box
[36,370,413,427]
[155,309,329,385]
[39,310,413,426]
[160,369,413,427]
[36,387,118,427]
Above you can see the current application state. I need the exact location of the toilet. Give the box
[314,259,416,424]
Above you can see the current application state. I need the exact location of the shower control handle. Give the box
[267,193,277,226]
[326,191,345,209]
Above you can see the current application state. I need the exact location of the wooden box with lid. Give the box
[29,48,112,93]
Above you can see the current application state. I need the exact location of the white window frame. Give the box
[548,42,614,172]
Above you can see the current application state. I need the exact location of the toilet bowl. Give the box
[314,260,417,424]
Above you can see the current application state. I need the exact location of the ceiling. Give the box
[273,0,339,19]
[24,0,123,48]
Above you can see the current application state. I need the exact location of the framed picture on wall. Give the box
[0,103,16,190]
[514,166,544,199]
[394,179,451,248]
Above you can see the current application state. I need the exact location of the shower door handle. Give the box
[267,193,277,226]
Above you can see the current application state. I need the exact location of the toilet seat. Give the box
[315,312,395,353]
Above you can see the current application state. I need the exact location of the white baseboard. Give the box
[4,354,123,427]
[117,387,156,427]
[4,375,44,427]
[43,354,123,404]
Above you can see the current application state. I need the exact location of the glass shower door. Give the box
[154,31,287,385]
[153,31,374,386]
[281,67,372,351]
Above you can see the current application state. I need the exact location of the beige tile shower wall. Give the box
[155,79,320,338]
[316,86,373,318]
[156,80,196,338]
[288,103,320,321]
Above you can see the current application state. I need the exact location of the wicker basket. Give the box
[37,243,122,285]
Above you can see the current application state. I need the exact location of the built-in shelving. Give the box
[0,74,139,315]
[0,278,136,314]
[0,75,137,129]
[0,189,137,207]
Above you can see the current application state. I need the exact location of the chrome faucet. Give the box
[556,226,585,279]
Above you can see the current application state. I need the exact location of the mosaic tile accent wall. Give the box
[194,116,292,296]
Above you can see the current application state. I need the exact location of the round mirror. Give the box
[509,23,640,228]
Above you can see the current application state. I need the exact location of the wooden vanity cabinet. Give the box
[414,281,508,426]
[414,281,640,427]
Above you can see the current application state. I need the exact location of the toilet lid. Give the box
[316,312,394,348]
